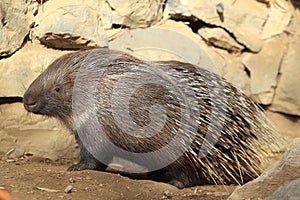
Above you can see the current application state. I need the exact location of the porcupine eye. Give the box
[54,87,60,93]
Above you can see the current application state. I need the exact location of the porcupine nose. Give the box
[23,97,38,112]
[24,100,37,112]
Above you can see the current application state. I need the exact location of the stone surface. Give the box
[270,11,300,116]
[106,0,164,28]
[109,20,225,75]
[266,178,300,200]
[166,0,268,52]
[198,27,244,54]
[0,103,78,160]
[242,35,288,105]
[0,42,72,97]
[0,0,38,57]
[33,0,108,49]
[262,0,292,39]
[222,56,250,95]
[228,138,300,200]
[266,111,300,142]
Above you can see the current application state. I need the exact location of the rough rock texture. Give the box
[242,34,288,105]
[228,138,300,200]
[0,0,38,57]
[33,0,108,49]
[166,0,268,52]
[266,178,300,200]
[222,57,250,95]
[0,42,72,97]
[198,27,244,54]
[106,0,164,28]
[262,0,292,39]
[266,111,300,142]
[270,11,300,115]
[0,103,78,160]
[109,20,225,75]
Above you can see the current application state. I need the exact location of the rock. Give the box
[64,185,73,194]
[106,0,164,28]
[261,0,292,39]
[0,103,78,160]
[162,190,172,199]
[228,138,300,200]
[165,0,193,19]
[69,178,76,183]
[109,20,225,75]
[5,147,25,159]
[270,45,300,115]
[222,56,250,95]
[270,11,300,116]
[0,0,38,57]
[242,35,288,105]
[198,27,244,54]
[0,42,72,97]
[266,111,300,142]
[33,0,108,49]
[266,178,300,200]
[166,0,268,52]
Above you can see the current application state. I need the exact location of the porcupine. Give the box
[23,48,282,188]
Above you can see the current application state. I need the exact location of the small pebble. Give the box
[216,2,224,14]
[162,190,172,199]
[64,185,73,194]
[69,178,76,183]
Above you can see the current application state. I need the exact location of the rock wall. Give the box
[0,0,299,160]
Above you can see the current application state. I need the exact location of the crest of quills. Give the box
[23,48,283,189]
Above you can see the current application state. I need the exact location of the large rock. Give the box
[0,0,38,57]
[109,20,225,75]
[106,0,164,28]
[166,0,268,52]
[270,11,300,116]
[266,178,300,200]
[261,0,292,39]
[33,0,108,49]
[242,35,288,105]
[228,138,300,200]
[0,42,72,97]
[222,56,250,95]
[266,111,300,142]
[198,27,244,54]
[0,103,78,160]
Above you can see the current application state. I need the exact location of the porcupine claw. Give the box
[168,179,185,189]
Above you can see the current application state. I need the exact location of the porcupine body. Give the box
[23,48,282,188]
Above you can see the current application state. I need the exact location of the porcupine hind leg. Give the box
[67,132,110,171]
[148,168,189,189]
[167,168,197,189]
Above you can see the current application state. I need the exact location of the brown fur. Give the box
[23,47,282,188]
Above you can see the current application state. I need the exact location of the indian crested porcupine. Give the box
[23,48,282,188]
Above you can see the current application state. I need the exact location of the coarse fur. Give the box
[23,48,282,188]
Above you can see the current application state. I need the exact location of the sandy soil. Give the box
[0,159,236,200]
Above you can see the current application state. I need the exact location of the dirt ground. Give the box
[0,159,236,200]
